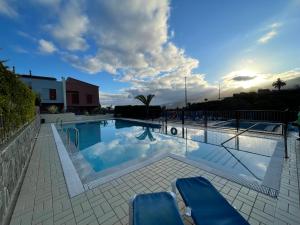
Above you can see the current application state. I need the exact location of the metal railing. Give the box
[66,127,79,149]
[55,118,63,128]
[221,123,259,146]
[160,109,295,158]
[163,109,297,124]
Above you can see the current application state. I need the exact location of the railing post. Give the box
[236,111,240,132]
[165,110,168,134]
[182,109,185,126]
[283,109,289,158]
[67,128,70,145]
[204,111,207,128]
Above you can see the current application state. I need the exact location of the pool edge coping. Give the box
[51,124,85,197]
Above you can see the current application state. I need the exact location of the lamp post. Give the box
[218,82,221,100]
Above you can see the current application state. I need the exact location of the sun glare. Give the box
[235,69,262,89]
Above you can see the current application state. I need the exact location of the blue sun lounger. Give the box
[129,192,184,225]
[173,177,250,225]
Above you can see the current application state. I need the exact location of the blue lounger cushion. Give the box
[131,192,184,225]
[176,177,250,225]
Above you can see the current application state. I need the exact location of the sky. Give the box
[0,0,300,107]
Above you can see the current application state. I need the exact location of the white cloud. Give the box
[99,91,132,106]
[258,30,277,44]
[257,22,282,44]
[50,0,217,106]
[270,22,281,29]
[38,39,57,54]
[5,1,298,106]
[50,1,89,51]
[32,0,60,7]
[13,46,29,54]
[221,69,300,91]
[0,0,18,18]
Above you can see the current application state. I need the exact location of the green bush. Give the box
[0,60,36,130]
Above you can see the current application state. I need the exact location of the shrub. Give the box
[0,60,36,131]
[47,105,58,114]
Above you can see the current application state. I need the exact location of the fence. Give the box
[160,109,297,159]
[163,110,297,124]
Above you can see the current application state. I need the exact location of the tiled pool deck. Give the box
[9,124,300,225]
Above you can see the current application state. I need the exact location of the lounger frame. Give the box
[172,179,192,216]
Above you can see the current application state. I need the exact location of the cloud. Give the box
[222,68,300,91]
[13,46,29,54]
[99,91,131,106]
[5,1,298,106]
[49,1,89,51]
[257,22,281,44]
[0,0,18,18]
[17,31,38,42]
[232,75,256,81]
[48,0,216,106]
[31,0,60,7]
[38,39,57,53]
[270,22,281,29]
[258,30,277,44]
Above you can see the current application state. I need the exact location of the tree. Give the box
[135,94,155,119]
[272,78,286,91]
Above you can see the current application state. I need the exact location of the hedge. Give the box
[0,61,36,134]
[114,105,162,119]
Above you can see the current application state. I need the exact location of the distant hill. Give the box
[186,88,300,111]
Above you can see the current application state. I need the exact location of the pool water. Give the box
[59,119,280,185]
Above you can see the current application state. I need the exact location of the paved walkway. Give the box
[9,124,300,225]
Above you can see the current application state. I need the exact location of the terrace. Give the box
[4,111,300,225]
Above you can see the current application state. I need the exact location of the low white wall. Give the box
[40,113,114,123]
[40,113,76,123]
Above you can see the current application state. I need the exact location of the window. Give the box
[49,89,56,100]
[71,92,79,104]
[86,94,92,104]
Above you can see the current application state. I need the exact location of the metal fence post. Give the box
[236,111,240,132]
[165,110,168,134]
[283,110,289,158]
[204,111,207,128]
[182,109,185,126]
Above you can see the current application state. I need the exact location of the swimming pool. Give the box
[55,119,284,196]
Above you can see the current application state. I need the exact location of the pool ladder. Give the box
[55,118,63,128]
[67,127,80,150]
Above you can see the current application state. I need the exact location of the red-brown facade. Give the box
[66,77,100,113]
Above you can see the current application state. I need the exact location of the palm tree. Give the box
[135,94,155,119]
[272,78,286,91]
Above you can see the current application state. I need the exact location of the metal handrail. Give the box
[220,123,259,146]
[67,127,79,149]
